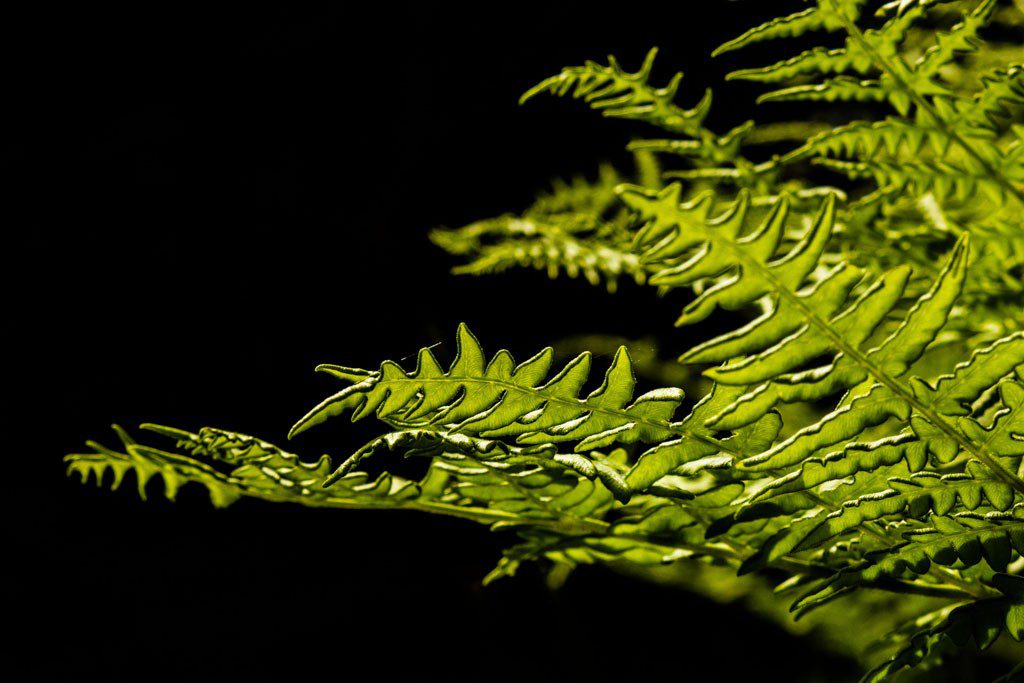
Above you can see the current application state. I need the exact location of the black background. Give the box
[7,3,875,681]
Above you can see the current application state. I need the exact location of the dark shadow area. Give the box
[9,4,874,680]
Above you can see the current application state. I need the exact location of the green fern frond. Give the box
[724,0,996,112]
[861,573,1024,681]
[65,425,244,508]
[904,0,998,95]
[289,324,709,500]
[736,333,1024,506]
[521,48,712,137]
[725,4,925,105]
[912,331,1024,416]
[532,164,624,215]
[520,49,777,190]
[795,507,1024,614]
[627,121,754,164]
[431,214,647,290]
[785,112,1023,204]
[714,0,869,56]
[430,165,649,291]
[619,180,1024,479]
[622,185,839,330]
[721,0,1024,209]
[620,184,957,427]
[289,324,798,506]
[743,465,1017,572]
[947,65,1024,135]
[64,425,438,509]
[67,424,639,533]
[619,176,1024,583]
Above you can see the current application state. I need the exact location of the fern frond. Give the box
[795,507,1024,614]
[625,181,1024,478]
[65,425,244,508]
[291,324,681,457]
[522,48,712,137]
[431,215,647,291]
[786,112,1023,204]
[620,184,957,427]
[740,333,1024,507]
[430,165,650,291]
[622,186,839,330]
[911,331,1024,417]
[861,573,1024,681]
[625,382,783,491]
[619,178,1024,606]
[948,65,1024,135]
[743,465,1016,572]
[903,0,998,96]
[627,121,754,165]
[726,374,1024,590]
[725,0,996,110]
[64,425,441,509]
[68,424,644,536]
[291,324,796,507]
[725,3,925,106]
[714,0,869,56]
[721,0,1024,208]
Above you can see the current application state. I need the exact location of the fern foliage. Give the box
[430,164,650,291]
[521,48,713,138]
[720,0,1024,249]
[68,1,1024,680]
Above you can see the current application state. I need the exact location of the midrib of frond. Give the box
[824,0,1024,207]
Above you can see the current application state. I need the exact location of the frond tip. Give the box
[65,424,244,507]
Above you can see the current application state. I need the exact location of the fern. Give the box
[722,0,1024,207]
[860,573,1024,680]
[430,164,650,291]
[521,48,713,138]
[714,1,871,56]
[68,2,1024,680]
